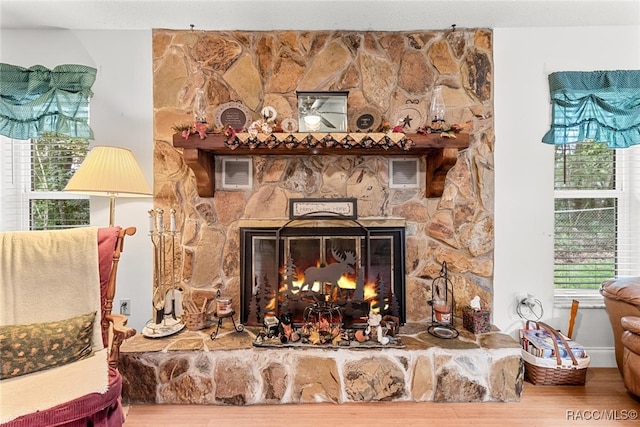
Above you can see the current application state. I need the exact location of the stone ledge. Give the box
[120,322,523,405]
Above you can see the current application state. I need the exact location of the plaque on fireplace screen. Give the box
[240,226,406,329]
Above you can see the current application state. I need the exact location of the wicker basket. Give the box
[520,321,590,386]
[184,311,206,330]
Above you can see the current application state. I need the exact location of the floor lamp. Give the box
[64,146,152,226]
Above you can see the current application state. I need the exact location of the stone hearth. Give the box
[119,321,523,405]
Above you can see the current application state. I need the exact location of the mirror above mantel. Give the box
[172,131,469,198]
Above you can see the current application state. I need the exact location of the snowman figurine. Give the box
[366,310,390,345]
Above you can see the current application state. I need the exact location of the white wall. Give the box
[494,25,640,366]
[2,26,639,367]
[0,29,154,331]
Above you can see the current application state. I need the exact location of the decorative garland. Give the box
[223,132,415,151]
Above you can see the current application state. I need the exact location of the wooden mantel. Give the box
[172,132,470,198]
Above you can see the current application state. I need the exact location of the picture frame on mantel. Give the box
[297,91,348,132]
[214,101,252,130]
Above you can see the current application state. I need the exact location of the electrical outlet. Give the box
[120,299,131,316]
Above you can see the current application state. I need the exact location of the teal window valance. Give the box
[542,70,640,148]
[0,63,96,140]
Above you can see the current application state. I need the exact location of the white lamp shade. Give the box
[64,146,152,197]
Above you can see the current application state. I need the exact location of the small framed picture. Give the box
[297,91,348,132]
[289,198,357,220]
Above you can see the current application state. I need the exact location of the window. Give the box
[1,134,90,231]
[554,141,640,302]
[544,70,640,305]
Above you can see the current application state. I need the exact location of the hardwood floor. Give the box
[124,368,640,427]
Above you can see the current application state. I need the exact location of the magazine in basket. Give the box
[520,327,586,359]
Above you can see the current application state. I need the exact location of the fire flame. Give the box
[272,257,391,319]
[280,269,380,305]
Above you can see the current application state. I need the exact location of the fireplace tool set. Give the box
[140,207,246,339]
[142,208,185,338]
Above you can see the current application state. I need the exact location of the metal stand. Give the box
[427,261,459,339]
[303,301,342,326]
[210,310,244,340]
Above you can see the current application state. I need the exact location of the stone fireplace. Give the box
[125,28,515,406]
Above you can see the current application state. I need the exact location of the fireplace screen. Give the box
[240,224,405,328]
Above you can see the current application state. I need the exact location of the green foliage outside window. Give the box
[29,134,90,230]
[554,142,614,190]
[29,199,90,230]
[554,198,616,289]
[554,141,617,289]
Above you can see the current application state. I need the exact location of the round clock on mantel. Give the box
[214,101,252,131]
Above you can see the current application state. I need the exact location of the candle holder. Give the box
[427,261,459,339]
[142,208,185,338]
[428,85,446,132]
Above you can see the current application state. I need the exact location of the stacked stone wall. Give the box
[152,29,495,321]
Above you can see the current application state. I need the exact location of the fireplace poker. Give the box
[156,209,166,323]
[170,208,177,319]
[149,209,163,323]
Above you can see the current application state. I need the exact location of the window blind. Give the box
[0,135,90,231]
[554,142,640,289]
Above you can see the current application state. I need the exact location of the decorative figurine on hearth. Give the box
[263,315,279,338]
[366,310,390,345]
[278,312,300,343]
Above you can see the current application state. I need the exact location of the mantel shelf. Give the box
[172,132,470,198]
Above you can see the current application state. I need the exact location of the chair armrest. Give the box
[105,313,136,369]
[622,316,640,335]
[101,227,136,335]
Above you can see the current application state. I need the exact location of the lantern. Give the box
[428,261,458,339]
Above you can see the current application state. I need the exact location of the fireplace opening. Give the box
[240,222,406,329]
